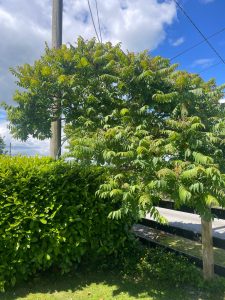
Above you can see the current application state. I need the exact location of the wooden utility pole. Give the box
[50,0,63,159]
[201,217,214,280]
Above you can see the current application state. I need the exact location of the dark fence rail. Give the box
[140,218,225,250]
[137,235,225,277]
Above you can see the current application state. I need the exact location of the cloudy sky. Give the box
[0,0,224,156]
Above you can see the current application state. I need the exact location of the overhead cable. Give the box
[95,0,102,43]
[174,0,225,65]
[170,27,225,61]
[87,0,100,42]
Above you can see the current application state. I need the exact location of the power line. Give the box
[170,27,225,61]
[87,0,100,42]
[95,0,102,43]
[174,0,225,65]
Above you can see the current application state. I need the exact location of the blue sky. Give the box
[153,0,225,85]
[0,0,224,155]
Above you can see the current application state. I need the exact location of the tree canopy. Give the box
[3,37,225,221]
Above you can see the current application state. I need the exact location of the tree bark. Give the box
[201,217,214,280]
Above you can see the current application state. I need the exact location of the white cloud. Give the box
[0,1,51,106]
[0,0,177,155]
[191,58,215,69]
[62,0,177,52]
[0,118,50,156]
[0,0,177,105]
[170,37,185,47]
[0,109,68,156]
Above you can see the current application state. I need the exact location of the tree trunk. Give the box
[201,217,214,280]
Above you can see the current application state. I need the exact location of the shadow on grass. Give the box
[1,266,225,300]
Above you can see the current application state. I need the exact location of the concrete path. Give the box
[145,207,225,240]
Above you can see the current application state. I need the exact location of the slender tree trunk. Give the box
[201,217,214,280]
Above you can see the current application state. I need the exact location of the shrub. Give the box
[120,246,225,292]
[87,243,203,288]
[135,247,202,287]
[0,156,134,291]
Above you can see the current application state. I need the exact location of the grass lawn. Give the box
[1,266,225,300]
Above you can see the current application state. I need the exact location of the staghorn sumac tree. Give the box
[3,37,225,279]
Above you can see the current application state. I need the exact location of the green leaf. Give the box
[40,218,47,224]
[179,185,191,203]
[184,148,191,159]
[139,193,151,207]
[152,92,177,103]
[46,254,51,261]
[189,182,203,193]
[109,189,123,197]
[80,57,89,67]
[120,108,129,116]
[205,194,219,207]
[190,122,205,131]
[157,168,176,180]
[192,152,214,165]
[181,167,202,180]
[108,209,122,220]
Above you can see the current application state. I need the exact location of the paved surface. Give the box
[145,207,225,240]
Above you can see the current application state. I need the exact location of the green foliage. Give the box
[3,37,225,221]
[61,40,225,222]
[130,247,225,293]
[0,156,134,292]
[135,248,202,287]
[113,245,202,288]
[83,244,204,289]
[60,44,225,221]
[153,115,225,219]
[3,37,185,142]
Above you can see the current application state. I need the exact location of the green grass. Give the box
[0,265,224,300]
[2,241,225,300]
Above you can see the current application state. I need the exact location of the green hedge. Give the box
[0,156,134,291]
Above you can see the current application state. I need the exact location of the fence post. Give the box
[201,217,214,280]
